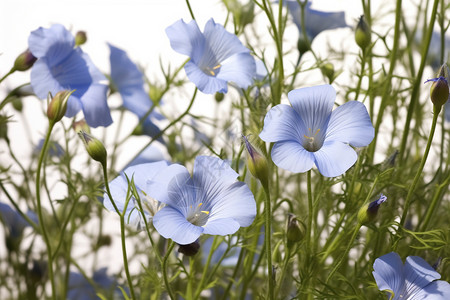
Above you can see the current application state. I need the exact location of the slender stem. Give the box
[399,106,440,228]
[194,236,218,299]
[163,241,176,300]
[35,122,57,300]
[0,69,14,84]
[419,172,450,231]
[305,170,313,252]
[262,183,274,300]
[326,225,361,283]
[185,0,196,20]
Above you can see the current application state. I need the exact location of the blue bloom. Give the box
[35,139,64,158]
[0,202,36,239]
[166,19,256,94]
[108,44,163,138]
[259,84,374,177]
[373,252,450,300]
[151,156,256,245]
[103,161,169,230]
[28,24,112,128]
[68,268,126,300]
[283,1,348,41]
[125,145,165,168]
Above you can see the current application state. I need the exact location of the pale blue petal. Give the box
[288,85,335,132]
[109,43,145,88]
[153,206,204,244]
[372,252,405,296]
[193,156,238,188]
[28,24,74,65]
[412,280,450,300]
[146,164,190,205]
[79,83,112,128]
[203,218,240,236]
[202,18,250,62]
[51,49,92,90]
[313,140,357,177]
[166,171,196,217]
[216,52,256,89]
[403,256,441,296]
[326,101,374,147]
[120,87,152,118]
[65,95,82,117]
[185,60,228,94]
[271,141,314,173]
[125,146,165,168]
[122,161,170,191]
[259,104,306,143]
[30,59,65,99]
[166,19,205,63]
[103,174,139,223]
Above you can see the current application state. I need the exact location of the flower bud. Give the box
[178,240,200,256]
[72,120,90,134]
[77,131,107,165]
[425,64,450,109]
[47,90,74,123]
[357,194,387,225]
[11,97,23,112]
[297,36,311,54]
[286,214,306,248]
[75,31,87,46]
[12,49,37,72]
[215,92,225,103]
[320,63,335,83]
[242,135,269,186]
[355,15,371,50]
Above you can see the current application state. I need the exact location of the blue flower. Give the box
[103,161,169,230]
[125,145,165,168]
[68,268,126,300]
[108,44,163,138]
[259,84,374,177]
[28,24,112,128]
[34,139,64,158]
[166,18,256,94]
[0,202,36,239]
[150,156,256,245]
[283,1,348,41]
[373,252,450,300]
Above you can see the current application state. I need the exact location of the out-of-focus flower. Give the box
[68,268,126,300]
[373,252,450,299]
[34,139,65,158]
[125,145,165,168]
[260,84,374,177]
[357,194,387,225]
[283,1,348,42]
[103,161,169,230]
[151,156,256,245]
[416,30,450,69]
[0,202,36,239]
[28,24,111,128]
[166,18,256,94]
[108,44,163,138]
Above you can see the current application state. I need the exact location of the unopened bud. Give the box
[13,49,37,72]
[425,64,450,109]
[242,135,269,186]
[77,131,107,165]
[47,90,74,123]
[355,15,371,50]
[286,214,306,247]
[215,92,225,103]
[75,31,87,46]
[11,97,23,112]
[178,240,200,256]
[297,36,311,54]
[357,194,387,225]
[320,63,335,83]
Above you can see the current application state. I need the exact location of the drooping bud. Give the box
[424,64,450,109]
[47,90,75,124]
[75,31,87,46]
[286,214,306,248]
[320,63,335,83]
[357,194,387,225]
[77,131,107,166]
[355,15,371,50]
[178,240,200,256]
[215,92,225,103]
[11,97,23,112]
[12,49,37,72]
[242,134,269,186]
[297,36,311,54]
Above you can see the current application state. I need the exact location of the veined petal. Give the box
[109,43,145,88]
[184,61,228,94]
[403,256,441,296]
[216,52,256,89]
[372,252,405,296]
[166,19,205,63]
[412,280,450,300]
[271,141,314,173]
[146,164,191,205]
[30,59,65,99]
[122,161,170,192]
[288,85,335,132]
[326,101,374,147]
[203,218,240,236]
[120,86,153,118]
[313,140,357,177]
[28,24,74,65]
[79,83,112,128]
[50,49,92,92]
[202,18,250,62]
[259,104,307,143]
[193,156,238,188]
[153,206,204,244]
[65,95,82,117]
[125,146,165,168]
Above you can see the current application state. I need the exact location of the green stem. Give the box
[0,69,14,85]
[163,241,176,300]
[419,171,450,231]
[399,106,440,228]
[35,122,57,300]
[262,183,274,300]
[194,236,219,298]
[185,0,196,20]
[326,225,361,283]
[305,170,313,253]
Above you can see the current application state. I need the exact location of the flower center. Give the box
[140,190,164,216]
[203,64,221,77]
[186,203,210,226]
[303,128,322,152]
